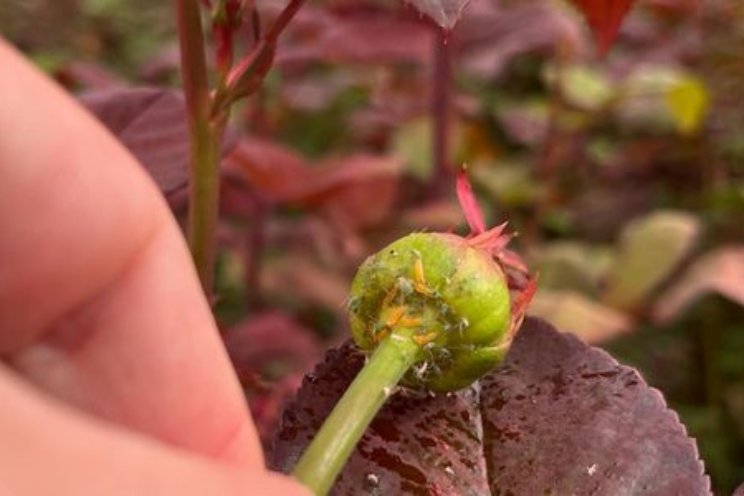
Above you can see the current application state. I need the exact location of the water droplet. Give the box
[365,472,380,488]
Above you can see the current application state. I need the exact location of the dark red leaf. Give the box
[225,138,402,229]
[570,0,636,54]
[272,318,709,494]
[79,87,236,204]
[271,341,490,494]
[455,2,585,79]
[79,88,191,196]
[481,319,709,494]
[277,13,433,67]
[55,61,124,90]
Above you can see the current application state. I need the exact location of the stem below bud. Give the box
[292,326,422,495]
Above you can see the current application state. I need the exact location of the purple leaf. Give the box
[272,318,710,494]
[79,88,191,196]
[481,319,709,494]
[271,341,489,494]
[79,87,238,208]
[455,2,585,80]
[276,13,433,67]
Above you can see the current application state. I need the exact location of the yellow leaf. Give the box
[665,76,709,135]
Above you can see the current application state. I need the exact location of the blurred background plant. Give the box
[3,0,744,492]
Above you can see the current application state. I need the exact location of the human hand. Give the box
[0,40,308,495]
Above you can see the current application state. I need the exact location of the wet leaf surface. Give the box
[272,318,709,494]
[271,341,490,495]
[481,318,708,495]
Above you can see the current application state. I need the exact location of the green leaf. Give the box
[548,64,614,111]
[471,161,542,208]
[529,290,632,343]
[391,117,463,180]
[604,211,701,312]
[531,242,613,297]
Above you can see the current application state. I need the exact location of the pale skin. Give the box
[0,40,309,495]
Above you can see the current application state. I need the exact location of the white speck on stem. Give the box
[587,463,598,476]
[383,386,393,398]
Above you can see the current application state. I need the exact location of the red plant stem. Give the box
[176,0,221,296]
[213,0,306,116]
[264,0,304,42]
[432,26,452,197]
[244,9,270,136]
[250,7,262,42]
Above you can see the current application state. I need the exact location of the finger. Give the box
[0,366,309,496]
[0,40,261,465]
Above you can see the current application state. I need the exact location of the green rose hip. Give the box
[293,171,535,495]
[349,232,512,391]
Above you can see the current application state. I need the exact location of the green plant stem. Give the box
[292,329,422,495]
[176,0,221,295]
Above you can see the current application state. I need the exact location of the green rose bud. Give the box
[348,232,513,391]
[293,172,535,495]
